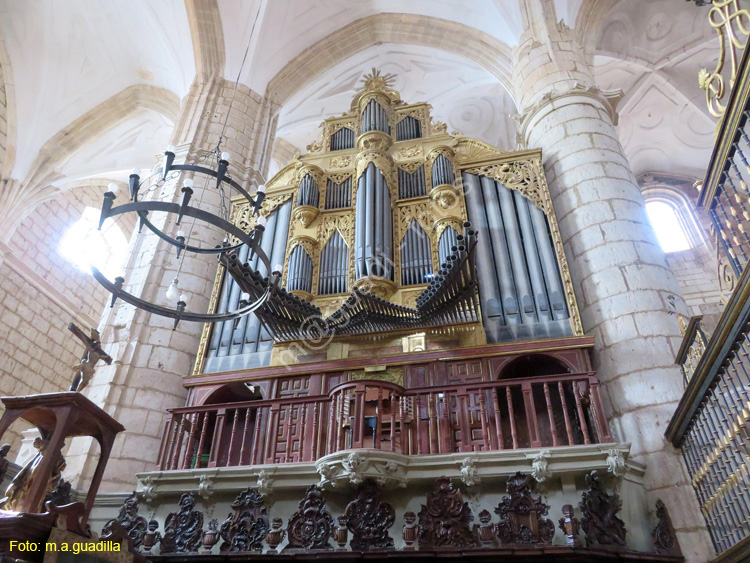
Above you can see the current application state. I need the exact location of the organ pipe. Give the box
[361,99,389,134]
[330,127,355,151]
[514,191,552,323]
[287,246,313,293]
[401,221,433,286]
[397,116,422,141]
[319,231,349,295]
[528,204,568,320]
[398,166,426,199]
[298,174,319,207]
[355,162,393,280]
[439,227,458,267]
[325,178,352,209]
[432,154,455,186]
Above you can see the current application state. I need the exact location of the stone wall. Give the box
[666,246,723,317]
[0,185,127,456]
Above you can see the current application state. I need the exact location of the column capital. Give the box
[516,85,624,148]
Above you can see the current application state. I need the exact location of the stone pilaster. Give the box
[512,2,711,561]
[64,77,278,492]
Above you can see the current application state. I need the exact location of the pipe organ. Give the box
[193,69,583,374]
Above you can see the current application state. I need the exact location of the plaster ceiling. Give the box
[0,0,194,180]
[0,0,723,197]
[222,0,527,94]
[593,0,717,180]
[276,43,518,153]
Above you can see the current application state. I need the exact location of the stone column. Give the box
[512,2,710,560]
[64,76,278,492]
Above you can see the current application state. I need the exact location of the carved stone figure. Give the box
[605,448,626,477]
[141,520,161,553]
[0,436,66,512]
[68,323,113,393]
[402,511,418,549]
[417,476,476,548]
[558,504,581,546]
[495,472,554,545]
[343,480,395,550]
[266,518,285,551]
[219,487,269,552]
[652,499,681,555]
[579,470,627,546]
[531,450,552,482]
[459,457,480,487]
[101,492,147,549]
[286,485,333,550]
[0,444,10,483]
[161,492,205,553]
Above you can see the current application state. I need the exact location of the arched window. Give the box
[645,201,691,253]
[642,185,704,254]
[58,206,128,278]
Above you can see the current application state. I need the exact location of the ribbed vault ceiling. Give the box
[0,0,721,216]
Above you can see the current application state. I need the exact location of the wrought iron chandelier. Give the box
[92,3,274,329]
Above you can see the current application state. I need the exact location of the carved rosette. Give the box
[161,492,204,553]
[494,472,555,545]
[286,485,334,550]
[579,470,627,546]
[343,481,395,551]
[102,492,147,549]
[218,487,269,553]
[417,477,476,548]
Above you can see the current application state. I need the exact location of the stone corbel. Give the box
[530,450,552,482]
[604,448,626,477]
[315,451,408,489]
[256,468,274,497]
[197,474,214,500]
[459,457,480,487]
[138,475,158,504]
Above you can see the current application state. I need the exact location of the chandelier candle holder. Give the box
[93,147,275,329]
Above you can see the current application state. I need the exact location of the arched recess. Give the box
[0,85,179,243]
[497,354,573,380]
[266,13,514,107]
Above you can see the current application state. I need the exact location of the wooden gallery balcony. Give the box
[157,337,612,472]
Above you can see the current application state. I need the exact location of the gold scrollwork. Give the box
[699,0,750,118]
[330,155,352,169]
[398,145,422,159]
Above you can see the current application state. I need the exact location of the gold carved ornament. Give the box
[699,0,750,118]
[463,157,584,337]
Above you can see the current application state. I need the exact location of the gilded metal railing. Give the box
[676,316,709,387]
[666,3,750,558]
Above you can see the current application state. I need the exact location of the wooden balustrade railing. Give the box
[157,372,611,471]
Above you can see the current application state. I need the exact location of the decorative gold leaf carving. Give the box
[330,156,352,169]
[399,145,422,158]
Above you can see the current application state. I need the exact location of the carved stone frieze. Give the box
[219,487,269,553]
[343,480,395,551]
[417,477,476,548]
[161,492,204,553]
[579,470,627,546]
[102,492,147,549]
[286,485,334,550]
[494,472,554,545]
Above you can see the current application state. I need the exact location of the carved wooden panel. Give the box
[102,492,146,549]
[417,477,476,548]
[579,470,627,546]
[286,485,334,550]
[495,472,554,545]
[161,493,204,553]
[343,481,395,550]
[276,376,311,398]
[219,487,269,552]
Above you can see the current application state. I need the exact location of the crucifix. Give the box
[68,322,112,393]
